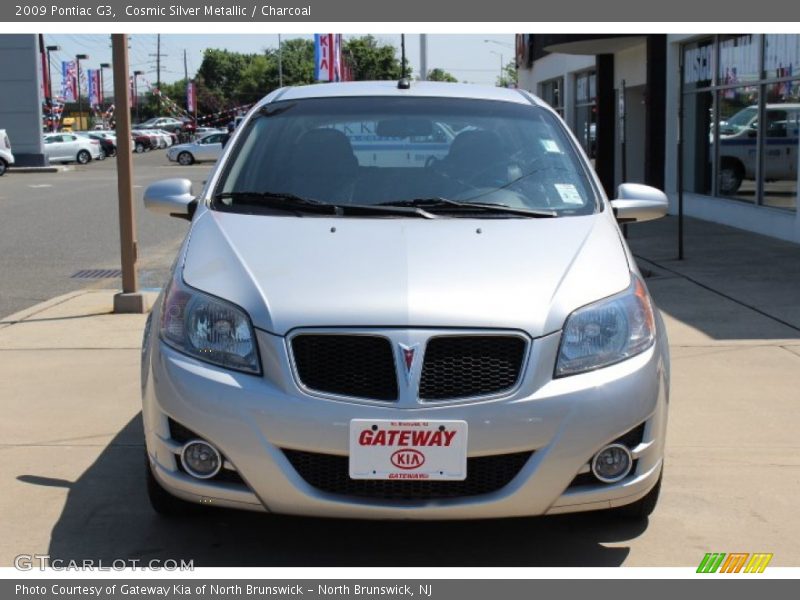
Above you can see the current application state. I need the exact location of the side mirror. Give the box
[610,183,668,223]
[143,178,196,220]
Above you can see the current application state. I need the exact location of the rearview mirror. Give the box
[610,183,668,223]
[143,178,196,220]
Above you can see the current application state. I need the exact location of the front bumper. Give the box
[142,326,669,519]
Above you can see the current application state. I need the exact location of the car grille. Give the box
[283,449,533,500]
[419,335,527,400]
[291,334,398,401]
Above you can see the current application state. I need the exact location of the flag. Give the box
[87,69,100,106]
[186,81,195,112]
[61,61,77,102]
[314,34,345,82]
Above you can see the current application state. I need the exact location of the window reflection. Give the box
[761,83,800,209]
[717,86,759,201]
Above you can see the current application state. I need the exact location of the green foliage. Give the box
[496,59,518,88]
[425,68,458,83]
[162,36,406,119]
[343,35,409,81]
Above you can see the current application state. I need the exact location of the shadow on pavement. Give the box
[25,414,647,567]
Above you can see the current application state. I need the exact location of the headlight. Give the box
[555,274,655,377]
[159,275,261,374]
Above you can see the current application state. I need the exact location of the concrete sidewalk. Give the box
[1,216,799,567]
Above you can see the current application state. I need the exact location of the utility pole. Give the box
[156,34,161,113]
[183,48,188,82]
[148,34,167,115]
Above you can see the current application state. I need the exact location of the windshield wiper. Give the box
[377,197,557,218]
[213,192,436,218]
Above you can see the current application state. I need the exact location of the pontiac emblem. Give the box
[398,343,419,382]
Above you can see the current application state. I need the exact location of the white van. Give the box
[717,104,800,194]
[0,129,14,176]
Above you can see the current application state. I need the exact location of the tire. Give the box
[76,150,91,165]
[611,470,662,520]
[0,158,7,176]
[719,159,743,195]
[145,452,199,517]
[135,142,145,154]
[177,151,194,166]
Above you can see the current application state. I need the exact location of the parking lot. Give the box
[1,154,799,567]
[0,148,205,318]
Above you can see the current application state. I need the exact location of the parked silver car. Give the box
[141,81,670,520]
[165,132,225,165]
[0,129,13,176]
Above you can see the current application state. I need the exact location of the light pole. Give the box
[75,53,89,129]
[45,45,60,132]
[277,34,283,87]
[99,62,110,116]
[133,70,143,124]
[484,39,514,87]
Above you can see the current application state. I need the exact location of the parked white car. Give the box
[42,133,102,164]
[166,132,225,165]
[0,129,14,176]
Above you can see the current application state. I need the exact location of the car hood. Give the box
[181,209,631,337]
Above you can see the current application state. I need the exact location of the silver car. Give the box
[141,81,670,520]
[166,132,225,165]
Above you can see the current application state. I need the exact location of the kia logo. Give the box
[391,449,425,470]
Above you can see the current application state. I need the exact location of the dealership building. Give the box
[516,34,800,244]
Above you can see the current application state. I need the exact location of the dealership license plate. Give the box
[349,420,468,481]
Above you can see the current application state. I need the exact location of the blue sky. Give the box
[43,33,516,91]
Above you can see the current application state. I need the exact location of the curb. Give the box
[0,290,93,326]
[8,166,69,174]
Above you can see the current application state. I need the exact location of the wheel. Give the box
[144,451,199,517]
[177,151,194,166]
[719,159,743,195]
[611,470,662,519]
[0,158,7,176]
[76,150,91,165]
[135,142,145,153]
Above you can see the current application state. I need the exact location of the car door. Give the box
[45,135,70,161]
[197,134,223,161]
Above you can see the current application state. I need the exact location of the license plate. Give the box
[349,419,468,481]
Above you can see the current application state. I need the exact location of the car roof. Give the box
[262,81,542,108]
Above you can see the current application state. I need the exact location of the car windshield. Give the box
[214,96,598,217]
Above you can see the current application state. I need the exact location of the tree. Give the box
[496,59,518,88]
[425,68,458,83]
[343,35,409,81]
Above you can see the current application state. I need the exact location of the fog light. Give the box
[591,443,632,483]
[180,440,221,479]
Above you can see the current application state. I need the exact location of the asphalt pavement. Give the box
[0,150,208,319]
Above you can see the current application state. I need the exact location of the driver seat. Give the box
[439,130,512,187]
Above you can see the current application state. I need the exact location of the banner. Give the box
[187,81,196,112]
[314,33,346,82]
[87,69,101,106]
[61,60,77,102]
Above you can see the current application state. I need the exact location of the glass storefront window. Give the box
[682,35,798,212]
[761,80,800,209]
[717,85,759,201]
[682,90,713,195]
[575,71,596,158]
[764,35,800,79]
[684,39,714,91]
[540,77,564,116]
[718,35,760,85]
